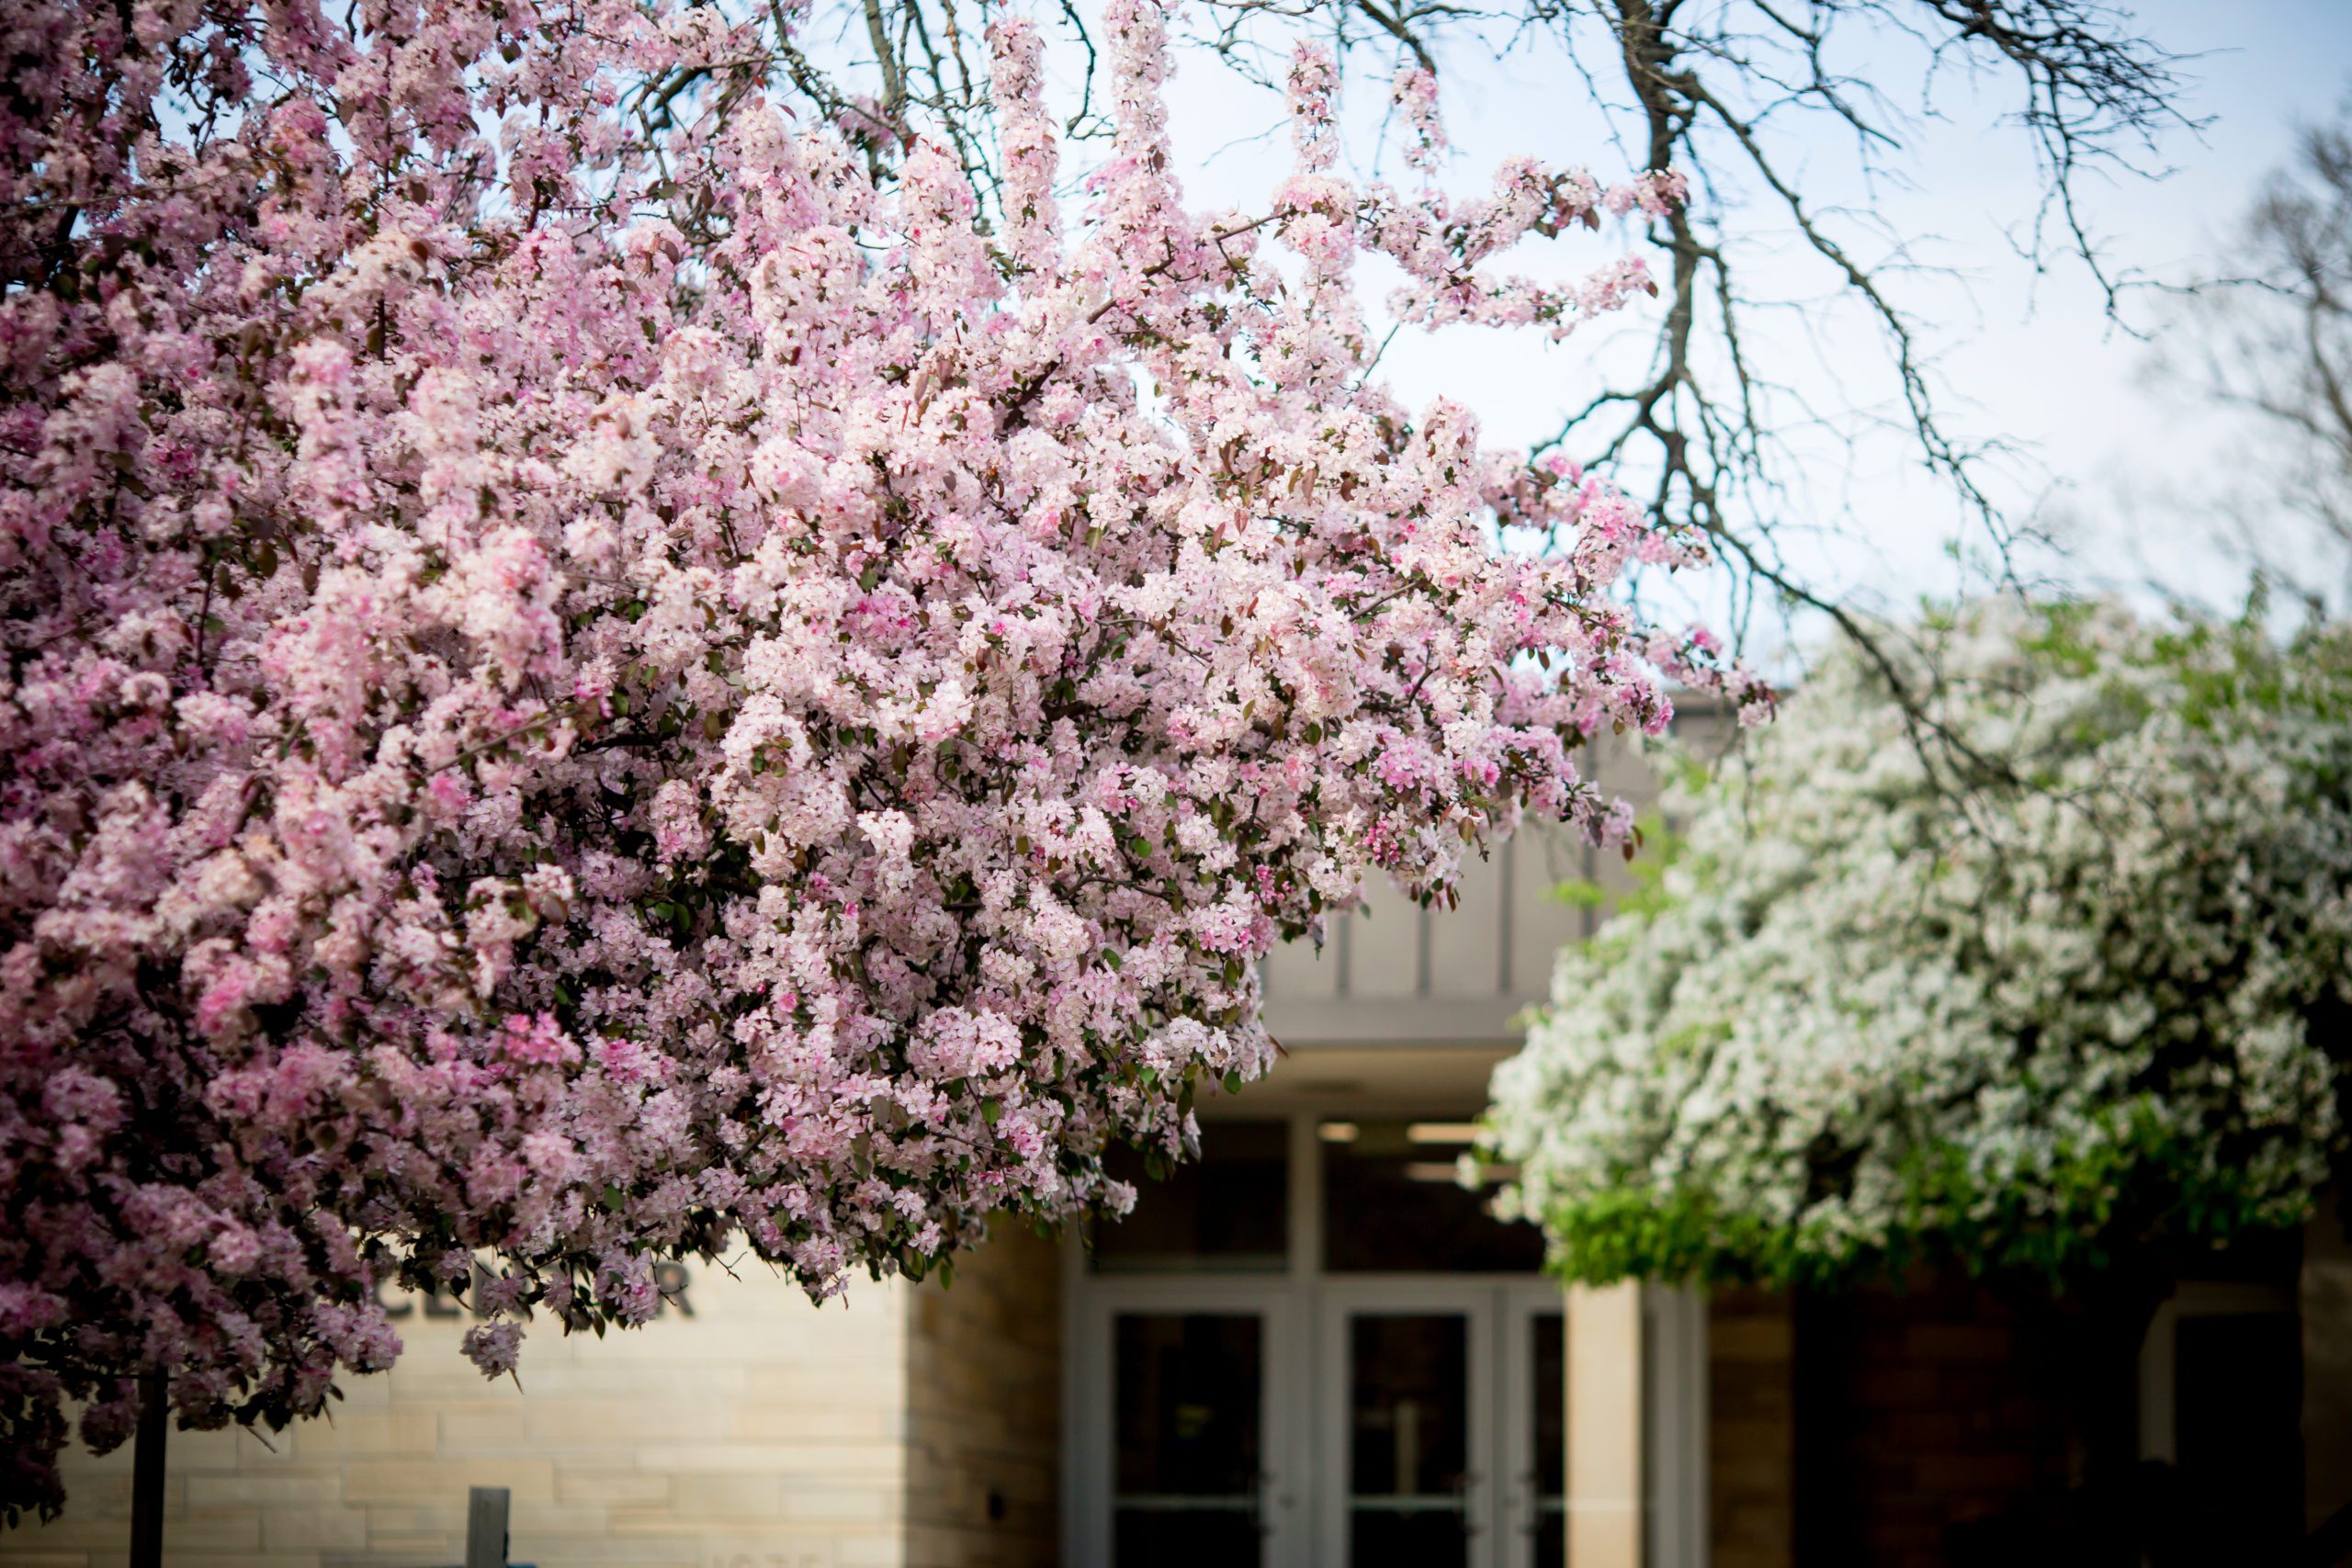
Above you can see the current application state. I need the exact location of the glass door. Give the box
[1075,1281,1305,1566]
[1113,1312,1268,1562]
[1319,1283,1498,1568]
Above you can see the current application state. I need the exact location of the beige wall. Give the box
[3,1266,912,1568]
[5,1225,1074,1568]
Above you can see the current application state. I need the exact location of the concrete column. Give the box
[1566,1280,1645,1568]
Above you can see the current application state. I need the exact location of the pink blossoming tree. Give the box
[0,0,1766,1522]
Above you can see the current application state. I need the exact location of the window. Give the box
[1320,1119,1544,1274]
[1091,1120,1289,1273]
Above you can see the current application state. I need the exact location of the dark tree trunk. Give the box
[128,1371,166,1568]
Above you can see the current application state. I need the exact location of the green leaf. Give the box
[1546,878,1609,909]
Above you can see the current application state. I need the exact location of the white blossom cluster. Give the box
[1487,599,2352,1288]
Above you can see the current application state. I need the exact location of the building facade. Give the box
[9,721,2349,1568]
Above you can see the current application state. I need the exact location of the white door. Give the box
[1072,1280,1308,1567]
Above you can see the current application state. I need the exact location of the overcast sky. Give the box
[1071,1,2352,645]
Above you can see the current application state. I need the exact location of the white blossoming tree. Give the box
[1492,598,2352,1289]
[1487,598,2352,1504]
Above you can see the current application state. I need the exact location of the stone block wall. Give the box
[0,1267,913,1568]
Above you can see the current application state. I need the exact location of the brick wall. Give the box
[902,1229,1060,1568]
[1,1268,913,1568]
[2303,1209,2352,1533]
[1707,1289,1792,1568]
[1792,1278,2075,1568]
[1713,1247,2352,1568]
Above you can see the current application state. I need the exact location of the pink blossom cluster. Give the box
[1307,47,1693,337]
[0,0,1766,1520]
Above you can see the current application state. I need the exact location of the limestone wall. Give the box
[1,1267,911,1568]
